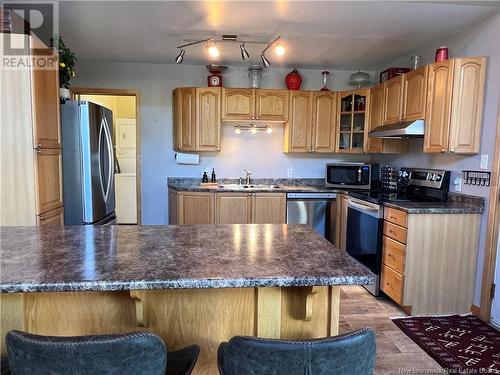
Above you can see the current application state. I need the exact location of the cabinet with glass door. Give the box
[336,90,370,153]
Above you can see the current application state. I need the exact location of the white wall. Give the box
[373,12,500,306]
[73,63,374,224]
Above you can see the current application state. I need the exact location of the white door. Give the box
[492,223,500,327]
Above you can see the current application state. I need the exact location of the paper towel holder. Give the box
[174,152,200,165]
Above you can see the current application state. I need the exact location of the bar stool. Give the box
[4,330,199,375]
[217,328,375,375]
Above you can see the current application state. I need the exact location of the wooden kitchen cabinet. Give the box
[169,191,215,224]
[222,88,288,122]
[383,75,404,125]
[0,34,63,226]
[336,90,369,153]
[424,57,486,154]
[284,91,337,154]
[172,87,221,152]
[35,148,63,215]
[311,92,337,153]
[216,193,251,224]
[251,193,286,224]
[284,91,313,153]
[37,207,64,227]
[366,83,408,154]
[32,54,61,149]
[222,88,255,120]
[336,193,349,250]
[381,207,481,315]
[402,66,428,121]
[255,89,289,121]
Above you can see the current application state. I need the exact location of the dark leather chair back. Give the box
[218,328,376,375]
[6,330,167,375]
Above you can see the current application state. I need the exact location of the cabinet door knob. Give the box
[40,216,45,220]
[177,192,181,195]
[441,149,446,153]
[256,116,260,120]
[308,148,312,153]
[36,149,42,154]
[35,143,42,149]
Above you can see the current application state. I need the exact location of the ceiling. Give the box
[59,1,500,70]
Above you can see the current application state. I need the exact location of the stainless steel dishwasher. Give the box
[286,193,337,244]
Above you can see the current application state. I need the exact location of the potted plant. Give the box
[51,36,76,100]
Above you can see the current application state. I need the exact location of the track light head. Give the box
[260,53,271,67]
[175,49,185,64]
[240,44,250,60]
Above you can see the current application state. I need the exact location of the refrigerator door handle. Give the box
[98,117,113,203]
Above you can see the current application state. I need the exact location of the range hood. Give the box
[369,119,425,138]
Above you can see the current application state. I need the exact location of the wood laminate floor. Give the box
[340,286,442,374]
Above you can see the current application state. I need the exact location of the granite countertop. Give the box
[0,225,374,293]
[168,177,484,214]
[167,177,342,193]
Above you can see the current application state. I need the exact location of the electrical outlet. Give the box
[480,154,488,170]
[287,168,294,178]
[454,177,462,192]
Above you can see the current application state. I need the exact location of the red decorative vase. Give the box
[285,69,302,90]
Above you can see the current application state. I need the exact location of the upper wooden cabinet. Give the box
[222,88,288,122]
[367,83,409,154]
[222,88,255,120]
[336,90,369,153]
[312,92,337,153]
[173,87,221,152]
[284,91,313,153]
[383,75,404,125]
[402,66,428,121]
[424,57,486,154]
[448,57,486,154]
[32,54,61,149]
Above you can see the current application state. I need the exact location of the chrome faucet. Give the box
[243,169,252,185]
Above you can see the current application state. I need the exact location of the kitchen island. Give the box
[0,224,372,374]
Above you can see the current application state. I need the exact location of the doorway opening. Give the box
[71,88,141,224]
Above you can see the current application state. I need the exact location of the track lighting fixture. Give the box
[175,49,185,64]
[240,44,250,60]
[174,35,284,65]
[260,53,271,67]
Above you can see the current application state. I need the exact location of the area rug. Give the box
[392,314,500,373]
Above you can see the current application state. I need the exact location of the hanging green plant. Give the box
[50,36,77,89]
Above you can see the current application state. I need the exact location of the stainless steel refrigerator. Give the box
[61,101,116,225]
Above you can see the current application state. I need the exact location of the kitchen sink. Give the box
[218,184,282,190]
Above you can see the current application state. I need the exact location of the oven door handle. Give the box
[348,200,382,218]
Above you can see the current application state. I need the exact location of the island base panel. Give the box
[0,286,340,375]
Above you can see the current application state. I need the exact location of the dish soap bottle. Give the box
[211,168,216,183]
[202,171,209,183]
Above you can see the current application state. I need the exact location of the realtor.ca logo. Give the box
[1,2,59,70]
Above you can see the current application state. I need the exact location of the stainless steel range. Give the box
[346,168,451,296]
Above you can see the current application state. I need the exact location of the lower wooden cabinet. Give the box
[37,207,64,226]
[216,193,251,224]
[169,191,215,224]
[216,192,286,224]
[169,190,285,225]
[35,148,63,215]
[380,207,481,315]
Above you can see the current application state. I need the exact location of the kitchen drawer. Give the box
[384,207,407,227]
[382,235,406,274]
[384,221,407,244]
[381,264,404,305]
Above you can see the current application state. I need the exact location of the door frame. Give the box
[479,99,500,322]
[70,87,142,224]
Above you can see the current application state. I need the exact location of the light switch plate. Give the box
[480,154,488,170]
[287,168,294,178]
[454,177,462,192]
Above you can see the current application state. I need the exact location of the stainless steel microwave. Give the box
[325,163,375,189]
